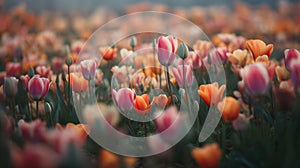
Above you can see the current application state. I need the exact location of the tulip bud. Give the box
[130,36,137,50]
[157,36,178,67]
[28,67,35,78]
[28,76,51,101]
[172,64,194,88]
[66,56,73,66]
[218,96,240,122]
[3,77,18,98]
[177,42,189,59]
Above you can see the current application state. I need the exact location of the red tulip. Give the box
[112,88,136,112]
[6,62,21,77]
[28,75,51,101]
[157,35,178,66]
[240,63,270,95]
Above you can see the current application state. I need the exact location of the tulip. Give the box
[157,35,178,66]
[134,94,152,115]
[3,77,18,98]
[65,123,89,144]
[227,49,248,66]
[20,75,30,91]
[290,62,300,88]
[275,65,290,82]
[284,49,300,70]
[112,88,136,112]
[177,42,189,59]
[6,62,21,77]
[218,96,240,122]
[198,82,226,106]
[70,73,88,93]
[99,46,117,61]
[193,40,211,58]
[28,75,51,101]
[246,39,273,59]
[80,59,97,80]
[154,106,180,134]
[232,114,251,131]
[186,51,202,69]
[240,63,270,95]
[209,47,229,64]
[191,143,222,168]
[154,94,170,108]
[35,65,51,78]
[99,150,119,168]
[172,64,194,88]
[0,72,6,85]
[52,57,64,73]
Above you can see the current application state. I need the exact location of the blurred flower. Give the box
[209,47,229,64]
[275,81,295,110]
[95,69,104,85]
[124,157,137,168]
[284,49,300,70]
[71,40,84,54]
[232,113,251,131]
[157,35,178,66]
[98,150,119,168]
[177,42,189,59]
[99,46,117,61]
[111,65,133,83]
[112,88,136,112]
[290,62,300,88]
[80,59,97,80]
[154,94,170,108]
[275,64,290,82]
[198,82,226,106]
[57,123,89,145]
[20,75,30,91]
[52,57,64,73]
[218,33,236,46]
[172,64,194,88]
[0,71,6,85]
[186,51,202,69]
[227,49,248,66]
[193,40,211,58]
[3,77,18,98]
[6,62,21,77]
[246,39,273,59]
[134,94,153,115]
[240,63,270,95]
[35,65,51,78]
[18,119,47,142]
[218,96,240,122]
[191,143,222,168]
[28,75,51,101]
[70,73,88,93]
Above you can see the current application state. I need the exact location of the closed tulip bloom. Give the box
[210,47,229,64]
[134,94,152,115]
[20,75,30,91]
[28,76,51,101]
[35,65,51,78]
[191,143,222,168]
[99,46,117,61]
[3,77,18,98]
[275,65,290,82]
[240,63,270,95]
[112,88,136,112]
[218,96,240,122]
[157,35,178,66]
[198,82,226,106]
[172,64,194,88]
[70,73,88,93]
[6,62,21,77]
[80,59,97,80]
[246,39,273,59]
[284,49,300,70]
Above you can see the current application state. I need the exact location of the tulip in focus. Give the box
[172,64,194,88]
[134,94,152,115]
[191,143,222,168]
[80,59,97,80]
[112,88,136,112]
[240,63,270,95]
[217,96,240,122]
[246,39,273,59]
[27,75,51,101]
[198,82,226,106]
[157,35,178,66]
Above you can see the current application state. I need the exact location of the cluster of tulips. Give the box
[1,3,300,168]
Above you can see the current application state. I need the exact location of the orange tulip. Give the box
[191,143,222,168]
[66,123,89,142]
[99,46,117,61]
[198,82,225,106]
[218,96,240,122]
[246,39,273,59]
[134,94,152,115]
[99,150,119,168]
[69,73,88,93]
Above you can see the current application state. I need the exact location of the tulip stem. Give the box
[68,65,71,107]
[36,101,39,119]
[165,66,173,104]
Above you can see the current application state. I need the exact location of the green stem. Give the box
[165,66,173,104]
[36,101,39,119]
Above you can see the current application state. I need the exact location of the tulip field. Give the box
[0,1,300,168]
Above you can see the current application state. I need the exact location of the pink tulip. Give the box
[209,47,229,64]
[172,64,194,88]
[157,35,178,66]
[284,49,300,70]
[240,63,270,95]
[0,71,6,85]
[28,76,51,101]
[112,88,136,112]
[6,62,21,77]
[52,57,64,73]
[20,75,30,91]
[290,62,300,88]
[80,59,97,80]
[36,65,51,78]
